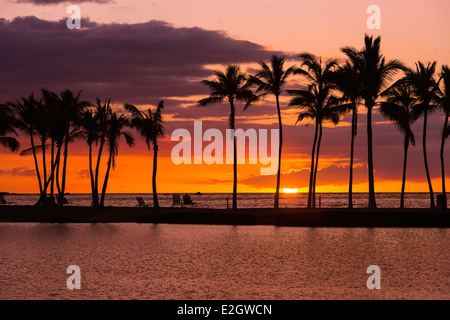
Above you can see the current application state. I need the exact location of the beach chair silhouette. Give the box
[61,197,70,206]
[136,196,149,207]
[183,194,194,205]
[172,194,181,207]
[0,194,16,205]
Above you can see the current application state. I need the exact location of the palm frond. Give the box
[296,111,315,125]
[19,143,50,156]
[124,103,144,120]
[156,100,164,114]
[0,137,20,152]
[198,96,224,107]
[122,131,135,147]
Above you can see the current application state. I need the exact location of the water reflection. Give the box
[0,223,448,299]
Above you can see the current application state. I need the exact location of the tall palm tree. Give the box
[401,61,440,209]
[10,90,60,206]
[380,83,416,208]
[289,53,341,208]
[10,90,88,207]
[331,63,361,208]
[99,111,134,208]
[125,101,165,208]
[32,98,52,205]
[247,55,295,209]
[198,65,257,209]
[341,35,404,209]
[0,104,20,152]
[289,53,339,208]
[81,98,111,209]
[57,89,90,206]
[437,65,450,209]
[81,109,101,208]
[41,89,61,202]
[92,98,111,208]
[8,95,44,198]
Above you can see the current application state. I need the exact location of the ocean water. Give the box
[2,192,439,208]
[0,223,448,299]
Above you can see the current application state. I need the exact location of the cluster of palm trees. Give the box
[199,34,449,210]
[1,34,448,210]
[0,90,164,208]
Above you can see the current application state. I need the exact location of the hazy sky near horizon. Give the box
[0,0,449,195]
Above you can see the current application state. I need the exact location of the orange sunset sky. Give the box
[0,0,449,194]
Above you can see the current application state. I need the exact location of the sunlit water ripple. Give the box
[0,223,448,299]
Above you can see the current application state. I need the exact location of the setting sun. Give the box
[282,188,299,194]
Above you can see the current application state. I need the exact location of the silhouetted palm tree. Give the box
[341,35,404,209]
[57,89,90,206]
[11,90,89,206]
[100,111,134,208]
[125,101,165,208]
[0,104,20,152]
[31,97,54,205]
[289,53,341,208]
[80,98,111,208]
[331,63,361,208]
[198,65,257,209]
[8,94,44,198]
[380,83,417,208]
[81,109,101,208]
[400,61,440,209]
[437,65,450,209]
[41,89,61,201]
[91,98,111,208]
[81,98,114,209]
[247,55,295,209]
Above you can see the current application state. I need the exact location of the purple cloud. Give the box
[0,16,279,105]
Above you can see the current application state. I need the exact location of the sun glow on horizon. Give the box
[282,188,298,194]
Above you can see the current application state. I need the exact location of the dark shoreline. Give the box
[0,206,448,227]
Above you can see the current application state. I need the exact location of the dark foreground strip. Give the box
[0,300,445,319]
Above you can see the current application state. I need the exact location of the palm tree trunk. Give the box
[88,142,97,208]
[400,136,409,209]
[307,122,319,208]
[440,110,449,209]
[348,107,357,209]
[44,144,61,205]
[312,122,323,208]
[100,151,113,208]
[56,144,62,197]
[42,138,47,193]
[50,139,55,198]
[94,138,105,207]
[230,101,237,210]
[274,94,282,209]
[422,111,435,208]
[56,144,62,198]
[59,139,69,206]
[40,138,48,207]
[152,141,160,208]
[55,147,61,192]
[29,131,43,205]
[367,103,377,209]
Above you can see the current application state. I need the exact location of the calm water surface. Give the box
[3,192,439,208]
[0,223,448,299]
